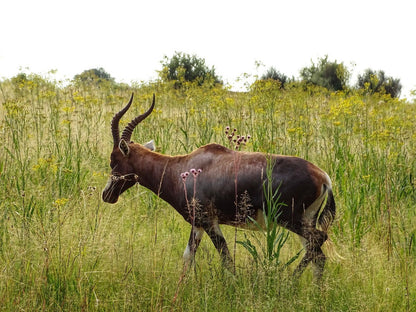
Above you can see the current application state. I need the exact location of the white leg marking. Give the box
[183,227,204,263]
[212,220,224,237]
[183,245,192,263]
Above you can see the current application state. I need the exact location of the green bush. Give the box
[300,55,350,91]
[356,69,402,98]
[260,67,289,89]
[73,67,115,85]
[160,52,222,87]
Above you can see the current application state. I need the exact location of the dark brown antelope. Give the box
[102,94,336,279]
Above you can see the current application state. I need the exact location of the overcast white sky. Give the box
[1,0,415,98]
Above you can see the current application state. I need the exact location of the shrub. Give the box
[159,52,222,87]
[300,55,350,91]
[260,67,289,89]
[73,67,115,85]
[356,69,402,98]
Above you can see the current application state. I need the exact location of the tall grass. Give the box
[0,75,415,311]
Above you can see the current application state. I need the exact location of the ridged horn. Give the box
[121,93,155,143]
[111,93,134,148]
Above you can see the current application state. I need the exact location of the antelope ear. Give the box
[119,139,130,156]
[143,140,155,151]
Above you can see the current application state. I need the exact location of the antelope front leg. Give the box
[183,227,204,268]
[204,222,234,273]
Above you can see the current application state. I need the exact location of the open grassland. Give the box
[0,77,415,311]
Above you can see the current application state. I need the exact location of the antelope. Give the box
[102,94,336,279]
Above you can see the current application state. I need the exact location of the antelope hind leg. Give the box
[294,230,327,280]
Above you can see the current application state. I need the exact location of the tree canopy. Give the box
[356,69,402,98]
[160,52,222,87]
[260,67,290,89]
[73,68,115,84]
[300,56,350,91]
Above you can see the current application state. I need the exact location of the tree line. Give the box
[7,52,403,98]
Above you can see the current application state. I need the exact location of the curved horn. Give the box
[121,93,155,143]
[111,93,134,148]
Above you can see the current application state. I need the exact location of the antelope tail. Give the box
[318,186,345,261]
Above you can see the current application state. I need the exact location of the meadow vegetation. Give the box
[0,73,415,311]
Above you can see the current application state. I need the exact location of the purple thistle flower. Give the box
[181,172,190,181]
[225,126,251,151]
[190,168,202,177]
